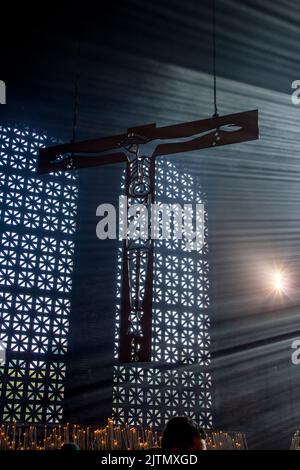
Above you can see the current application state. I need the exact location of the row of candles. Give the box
[207,431,247,450]
[290,431,300,450]
[0,419,247,450]
[0,420,161,450]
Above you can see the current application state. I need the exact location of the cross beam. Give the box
[38,109,259,362]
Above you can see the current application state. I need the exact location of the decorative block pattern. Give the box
[113,159,212,429]
[0,125,77,423]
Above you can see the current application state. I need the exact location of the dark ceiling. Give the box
[1,0,300,134]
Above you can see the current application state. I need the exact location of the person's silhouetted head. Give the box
[61,442,80,451]
[162,416,207,451]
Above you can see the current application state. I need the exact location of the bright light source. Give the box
[270,269,289,294]
[273,271,284,291]
[260,265,292,298]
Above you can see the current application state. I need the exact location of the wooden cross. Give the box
[38,109,259,362]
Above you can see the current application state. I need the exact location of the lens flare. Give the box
[272,270,287,293]
[274,272,283,290]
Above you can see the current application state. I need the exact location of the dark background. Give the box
[1,0,300,449]
[1,0,299,135]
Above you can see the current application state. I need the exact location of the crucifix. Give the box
[38,109,259,362]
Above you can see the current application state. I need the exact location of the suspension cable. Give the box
[72,42,81,144]
[213,0,219,117]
